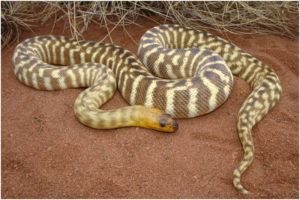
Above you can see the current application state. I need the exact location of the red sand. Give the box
[2,20,299,198]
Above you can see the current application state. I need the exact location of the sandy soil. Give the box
[1,19,299,198]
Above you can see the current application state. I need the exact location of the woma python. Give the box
[12,24,282,194]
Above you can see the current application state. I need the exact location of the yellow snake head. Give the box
[136,107,178,133]
[157,113,178,133]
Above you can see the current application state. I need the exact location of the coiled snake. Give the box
[12,24,282,194]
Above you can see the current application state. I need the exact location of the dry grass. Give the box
[1,2,49,48]
[1,1,33,48]
[1,1,299,48]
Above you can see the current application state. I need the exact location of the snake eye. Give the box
[159,116,168,127]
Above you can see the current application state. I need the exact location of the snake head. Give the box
[137,107,178,133]
[158,114,178,132]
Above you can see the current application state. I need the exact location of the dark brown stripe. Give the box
[153,80,167,113]
[134,78,149,105]
[173,89,189,118]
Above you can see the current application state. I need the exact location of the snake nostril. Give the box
[172,121,178,130]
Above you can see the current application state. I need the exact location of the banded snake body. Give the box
[12,24,282,194]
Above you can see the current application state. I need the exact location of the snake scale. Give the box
[12,24,282,194]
